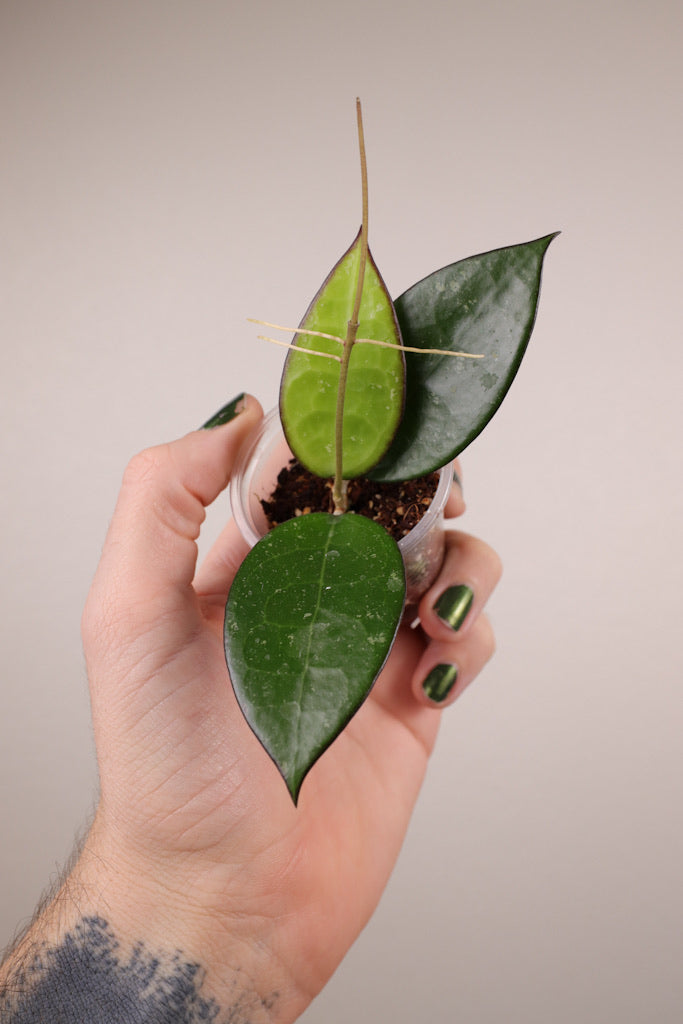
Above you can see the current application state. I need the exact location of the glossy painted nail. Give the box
[422,664,459,703]
[201,393,246,429]
[452,468,464,494]
[434,584,473,631]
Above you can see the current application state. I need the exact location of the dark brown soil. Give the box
[260,459,440,543]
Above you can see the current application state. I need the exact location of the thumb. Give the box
[83,396,262,637]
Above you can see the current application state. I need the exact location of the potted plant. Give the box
[224,101,557,802]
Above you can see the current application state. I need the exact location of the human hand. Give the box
[4,396,501,1022]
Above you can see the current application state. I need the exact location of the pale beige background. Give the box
[1,0,682,1020]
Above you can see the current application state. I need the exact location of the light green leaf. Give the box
[224,512,406,802]
[279,229,405,479]
[369,234,558,481]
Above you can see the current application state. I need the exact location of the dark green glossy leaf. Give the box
[224,512,406,803]
[280,229,405,479]
[369,234,558,481]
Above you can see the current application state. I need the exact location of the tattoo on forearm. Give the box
[0,916,277,1023]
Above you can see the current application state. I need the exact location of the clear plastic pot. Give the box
[230,408,452,605]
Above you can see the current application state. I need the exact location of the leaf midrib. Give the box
[291,518,337,774]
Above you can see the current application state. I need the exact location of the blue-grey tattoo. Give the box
[0,915,277,1023]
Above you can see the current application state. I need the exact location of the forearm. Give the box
[0,827,285,1024]
[0,913,237,1023]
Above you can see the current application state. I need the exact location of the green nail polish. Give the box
[201,393,246,429]
[434,584,473,631]
[422,664,459,703]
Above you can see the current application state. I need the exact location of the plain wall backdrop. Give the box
[1,1,681,1020]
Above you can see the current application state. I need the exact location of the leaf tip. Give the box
[542,230,561,248]
[287,780,302,806]
[284,763,307,806]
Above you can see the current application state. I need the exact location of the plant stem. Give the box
[332,98,369,513]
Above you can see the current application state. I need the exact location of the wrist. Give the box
[1,816,303,1024]
[77,819,298,1021]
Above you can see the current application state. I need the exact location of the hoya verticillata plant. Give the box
[225,101,557,802]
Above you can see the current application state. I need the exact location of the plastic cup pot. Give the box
[230,408,452,606]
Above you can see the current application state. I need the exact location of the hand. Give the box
[6,396,501,1022]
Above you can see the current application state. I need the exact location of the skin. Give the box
[0,396,501,1022]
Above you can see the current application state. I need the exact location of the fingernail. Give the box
[433,584,473,631]
[201,393,246,429]
[422,664,459,703]
[452,469,463,494]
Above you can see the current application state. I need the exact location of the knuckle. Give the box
[477,613,497,661]
[470,535,503,584]
[121,443,202,542]
[122,445,168,491]
[489,547,504,585]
